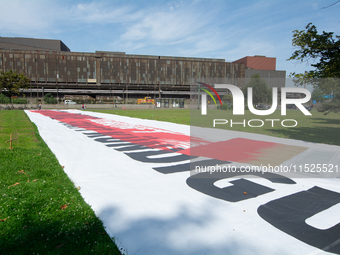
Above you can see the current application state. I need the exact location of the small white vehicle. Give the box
[64,100,77,105]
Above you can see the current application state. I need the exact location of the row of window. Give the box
[0,52,244,85]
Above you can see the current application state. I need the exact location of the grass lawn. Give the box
[0,111,121,255]
[1,108,339,254]
[92,109,191,125]
[92,108,340,146]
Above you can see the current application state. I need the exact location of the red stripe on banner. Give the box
[31,111,300,164]
[31,110,198,151]
[180,138,281,162]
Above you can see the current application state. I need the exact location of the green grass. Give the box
[0,111,39,150]
[1,108,339,254]
[93,108,340,146]
[191,109,340,145]
[91,109,191,125]
[0,111,121,255]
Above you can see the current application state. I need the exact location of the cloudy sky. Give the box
[1,0,339,76]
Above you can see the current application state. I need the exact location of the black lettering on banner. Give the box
[94,137,137,148]
[95,137,121,143]
[93,134,178,155]
[106,143,137,148]
[90,133,145,141]
[186,171,295,202]
[258,186,340,254]
[108,135,143,140]
[83,132,106,138]
[63,124,80,129]
[125,150,194,163]
[94,136,172,148]
[57,116,340,252]
[106,142,166,149]
[153,159,232,174]
[115,145,150,152]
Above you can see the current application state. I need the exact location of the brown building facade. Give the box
[233,55,276,71]
[0,37,246,98]
[233,55,286,88]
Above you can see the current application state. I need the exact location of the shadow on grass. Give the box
[269,126,340,145]
[1,202,246,255]
[0,214,120,255]
[311,117,340,125]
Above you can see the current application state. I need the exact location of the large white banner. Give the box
[25,110,340,255]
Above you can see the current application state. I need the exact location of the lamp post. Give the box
[197,83,200,109]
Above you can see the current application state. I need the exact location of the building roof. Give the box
[0,37,70,52]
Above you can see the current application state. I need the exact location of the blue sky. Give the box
[1,0,339,77]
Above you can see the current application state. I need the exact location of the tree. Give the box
[0,70,30,98]
[288,23,340,79]
[218,93,233,110]
[311,86,325,102]
[243,74,271,105]
[288,23,340,112]
[44,93,57,104]
[222,93,232,104]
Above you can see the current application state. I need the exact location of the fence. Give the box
[0,97,28,104]
[0,103,190,110]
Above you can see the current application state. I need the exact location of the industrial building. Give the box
[233,55,286,88]
[0,37,285,102]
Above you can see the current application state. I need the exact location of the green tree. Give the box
[243,74,271,105]
[44,93,57,104]
[288,23,340,111]
[0,94,10,104]
[288,23,340,78]
[218,93,233,110]
[311,86,325,102]
[0,70,30,99]
[222,93,232,104]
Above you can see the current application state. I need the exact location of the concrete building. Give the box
[0,37,70,52]
[233,55,276,70]
[0,37,245,100]
[233,55,286,88]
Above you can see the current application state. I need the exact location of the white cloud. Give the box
[70,2,141,24]
[0,1,62,35]
[0,0,140,36]
[120,4,213,43]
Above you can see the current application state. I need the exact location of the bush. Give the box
[0,94,10,104]
[12,98,27,104]
[218,104,233,110]
[44,97,58,104]
[0,95,27,104]
[43,93,58,104]
[318,101,340,113]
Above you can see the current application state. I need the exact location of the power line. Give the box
[322,0,340,9]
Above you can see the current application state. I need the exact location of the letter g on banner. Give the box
[186,170,295,202]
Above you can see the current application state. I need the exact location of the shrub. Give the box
[0,94,10,104]
[43,93,58,104]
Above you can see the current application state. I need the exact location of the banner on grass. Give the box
[26,110,340,255]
